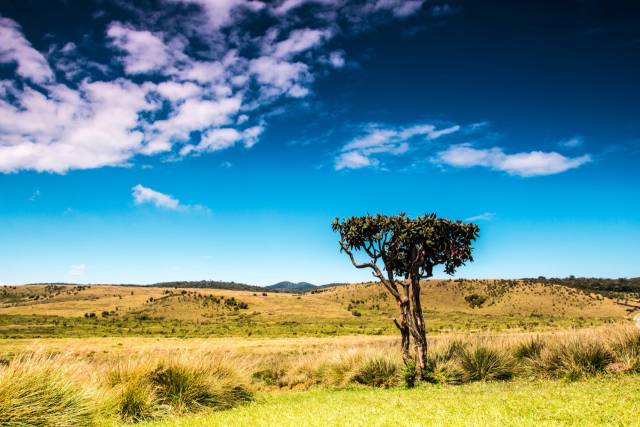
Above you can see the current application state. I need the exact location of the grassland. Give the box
[135,377,640,427]
[0,280,634,339]
[2,280,639,426]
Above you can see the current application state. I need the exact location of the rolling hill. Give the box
[0,279,637,338]
[266,281,317,292]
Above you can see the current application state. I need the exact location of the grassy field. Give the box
[134,377,640,427]
[1,326,640,425]
[2,281,639,426]
[0,280,634,338]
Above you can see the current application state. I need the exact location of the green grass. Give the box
[130,376,640,427]
[0,312,622,339]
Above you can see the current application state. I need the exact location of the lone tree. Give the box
[332,213,479,379]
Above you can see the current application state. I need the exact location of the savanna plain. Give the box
[1,279,640,426]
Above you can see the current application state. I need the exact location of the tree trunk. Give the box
[393,316,410,363]
[409,275,428,379]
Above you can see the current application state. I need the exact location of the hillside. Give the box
[149,280,266,292]
[267,281,317,292]
[0,280,636,338]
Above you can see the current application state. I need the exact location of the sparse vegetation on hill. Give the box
[150,280,266,292]
[0,280,634,339]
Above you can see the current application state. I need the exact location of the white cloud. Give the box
[0,2,426,174]
[435,144,592,177]
[107,22,171,74]
[559,136,583,148]
[466,212,495,221]
[271,28,332,59]
[69,264,86,277]
[132,184,210,213]
[0,79,154,173]
[335,123,460,170]
[335,150,378,170]
[0,17,54,83]
[327,51,345,68]
[155,81,201,101]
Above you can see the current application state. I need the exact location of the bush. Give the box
[535,340,613,381]
[350,357,399,388]
[464,294,487,308]
[402,360,417,388]
[459,346,514,382]
[0,360,95,426]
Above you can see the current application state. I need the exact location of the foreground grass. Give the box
[135,377,640,427]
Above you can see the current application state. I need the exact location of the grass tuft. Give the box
[350,356,399,388]
[535,340,613,380]
[0,356,95,427]
[459,345,514,382]
[107,357,253,421]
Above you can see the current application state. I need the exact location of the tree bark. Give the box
[409,275,428,379]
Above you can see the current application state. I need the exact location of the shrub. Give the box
[459,346,514,382]
[0,360,95,426]
[402,360,417,388]
[429,359,465,385]
[464,294,487,308]
[535,340,613,381]
[350,356,399,388]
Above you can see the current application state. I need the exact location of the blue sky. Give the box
[0,0,639,285]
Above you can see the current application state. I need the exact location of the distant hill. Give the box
[149,280,266,292]
[524,277,640,296]
[266,281,317,292]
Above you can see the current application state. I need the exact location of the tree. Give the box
[332,213,479,379]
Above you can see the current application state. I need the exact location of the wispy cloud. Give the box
[29,189,41,202]
[466,212,496,221]
[434,143,592,177]
[335,123,460,170]
[559,136,584,148]
[132,184,210,213]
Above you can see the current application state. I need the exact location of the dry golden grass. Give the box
[0,280,629,320]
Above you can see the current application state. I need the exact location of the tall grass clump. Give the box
[0,357,95,427]
[609,328,640,373]
[535,340,613,381]
[459,345,515,382]
[350,356,399,388]
[107,357,253,422]
[514,337,545,360]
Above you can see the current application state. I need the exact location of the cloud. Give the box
[335,123,460,170]
[132,184,210,213]
[435,144,592,177]
[0,16,54,83]
[0,2,426,174]
[559,136,583,148]
[69,264,86,277]
[107,22,171,74]
[466,212,495,221]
